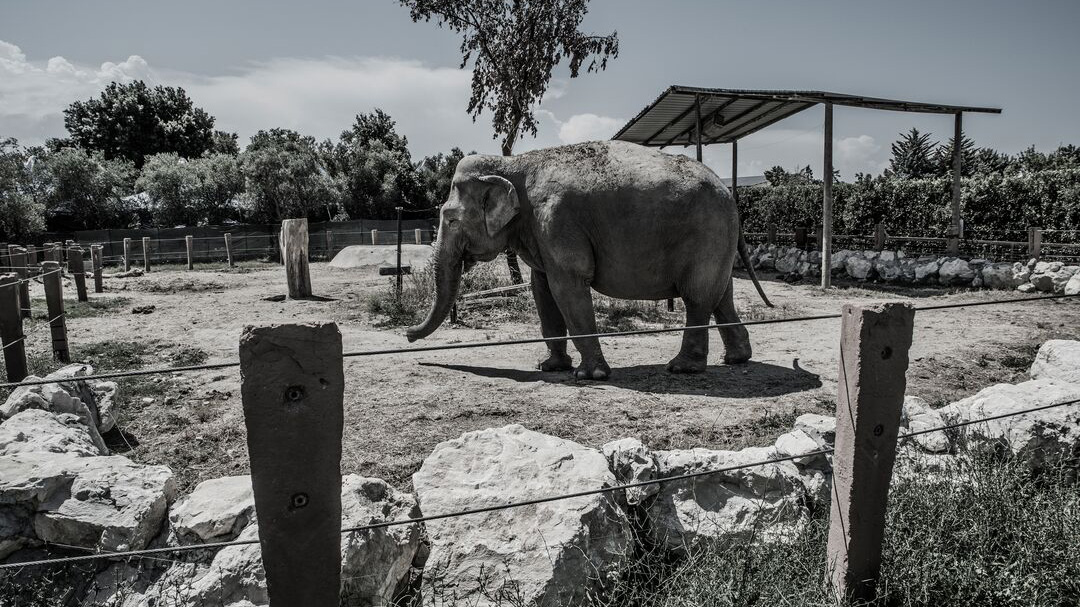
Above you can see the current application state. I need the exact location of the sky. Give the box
[2,0,1078,180]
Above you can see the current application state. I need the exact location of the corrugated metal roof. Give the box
[613,86,1002,147]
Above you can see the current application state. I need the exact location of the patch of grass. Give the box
[75,341,149,370]
[26,296,132,322]
[595,298,673,333]
[171,346,209,367]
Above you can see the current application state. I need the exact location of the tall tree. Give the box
[417,147,467,207]
[209,130,241,156]
[39,148,137,230]
[241,129,339,222]
[888,128,938,178]
[64,81,215,167]
[0,138,46,240]
[934,132,979,177]
[400,0,619,155]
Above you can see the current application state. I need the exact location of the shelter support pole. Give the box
[948,111,963,256]
[827,302,914,603]
[396,207,404,300]
[821,102,834,288]
[240,322,344,607]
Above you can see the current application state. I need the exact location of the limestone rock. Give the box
[845,254,873,280]
[774,429,827,467]
[831,249,855,273]
[874,252,903,282]
[181,523,267,606]
[1029,340,1080,386]
[0,409,104,457]
[775,250,803,274]
[794,413,836,448]
[1066,271,1080,295]
[414,425,631,607]
[1012,260,1034,284]
[914,258,940,283]
[169,476,256,544]
[1017,282,1037,293]
[938,258,974,286]
[647,446,810,551]
[938,379,1080,472]
[901,396,949,453]
[1,365,110,451]
[602,437,658,505]
[981,262,1023,290]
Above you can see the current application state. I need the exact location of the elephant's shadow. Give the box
[419,359,821,398]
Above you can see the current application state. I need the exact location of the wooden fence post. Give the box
[26,246,39,266]
[41,261,69,363]
[142,236,152,273]
[326,230,334,260]
[225,233,235,268]
[827,302,914,603]
[185,235,194,270]
[9,246,30,319]
[794,227,808,249]
[0,274,28,382]
[370,229,378,246]
[68,245,88,303]
[281,218,312,299]
[415,228,422,245]
[239,322,344,607]
[815,224,824,250]
[1027,227,1042,260]
[874,223,887,251]
[91,245,104,293]
[123,238,132,271]
[766,224,777,245]
[0,244,8,271]
[48,243,63,264]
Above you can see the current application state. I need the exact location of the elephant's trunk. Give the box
[405,238,464,342]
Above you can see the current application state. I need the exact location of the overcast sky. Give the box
[3,0,1078,179]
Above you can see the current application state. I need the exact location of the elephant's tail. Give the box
[738,233,774,308]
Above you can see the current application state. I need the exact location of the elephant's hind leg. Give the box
[714,278,752,364]
[531,271,573,372]
[667,299,712,373]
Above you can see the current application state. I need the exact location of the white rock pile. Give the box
[742,243,1080,293]
[4,341,1080,606]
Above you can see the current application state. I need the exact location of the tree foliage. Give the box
[888,128,938,178]
[0,138,46,241]
[416,147,467,206]
[240,129,339,222]
[64,81,215,167]
[400,0,618,154]
[37,148,137,231]
[136,153,244,227]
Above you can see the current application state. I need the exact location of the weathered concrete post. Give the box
[26,245,39,266]
[0,274,28,382]
[142,236,152,273]
[874,223,887,251]
[325,230,334,261]
[414,228,422,245]
[1027,227,1042,260]
[67,245,88,302]
[41,261,69,363]
[370,229,378,246]
[123,238,133,271]
[225,233,235,268]
[185,235,194,270]
[91,245,104,294]
[827,302,914,603]
[281,218,312,299]
[9,246,30,319]
[47,243,62,264]
[239,322,344,607]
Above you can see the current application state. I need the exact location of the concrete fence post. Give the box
[827,301,915,603]
[91,245,104,293]
[26,246,39,266]
[67,245,88,303]
[9,246,30,319]
[874,223,887,251]
[41,261,69,363]
[123,238,133,271]
[185,235,194,270]
[239,322,344,607]
[766,224,777,245]
[142,236,152,273]
[0,273,28,382]
[1027,227,1042,260]
[48,243,63,264]
[370,229,378,246]
[225,233,234,268]
[281,218,312,299]
[415,228,422,245]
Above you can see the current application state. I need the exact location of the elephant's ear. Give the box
[478,175,519,236]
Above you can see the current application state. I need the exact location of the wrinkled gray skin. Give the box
[406,140,772,380]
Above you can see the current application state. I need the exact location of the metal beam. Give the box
[731,140,739,205]
[657,97,739,148]
[821,102,834,289]
[695,94,703,161]
[712,101,817,144]
[664,99,771,148]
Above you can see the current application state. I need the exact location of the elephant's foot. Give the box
[723,343,753,365]
[538,351,573,372]
[666,353,708,374]
[573,359,611,380]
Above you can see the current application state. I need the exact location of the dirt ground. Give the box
[15,259,1080,494]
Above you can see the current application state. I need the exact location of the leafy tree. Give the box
[764,165,816,186]
[400,0,619,155]
[136,153,244,227]
[0,138,46,241]
[888,128,938,178]
[38,148,137,230]
[64,81,215,167]
[971,147,1012,175]
[416,147,467,207]
[240,129,339,222]
[322,110,420,219]
[209,131,241,156]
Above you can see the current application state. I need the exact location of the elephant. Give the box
[405,140,773,380]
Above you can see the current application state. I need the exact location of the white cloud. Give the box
[544,112,623,144]
[836,134,888,176]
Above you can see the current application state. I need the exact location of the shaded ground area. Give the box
[14,258,1080,493]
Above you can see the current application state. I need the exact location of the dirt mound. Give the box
[329,244,433,270]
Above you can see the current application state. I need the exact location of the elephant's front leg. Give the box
[531,271,573,372]
[547,274,610,380]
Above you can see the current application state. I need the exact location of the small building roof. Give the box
[612,86,1002,148]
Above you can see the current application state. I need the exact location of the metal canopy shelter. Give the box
[612,85,1001,287]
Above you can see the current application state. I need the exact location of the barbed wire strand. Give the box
[2,394,1077,572]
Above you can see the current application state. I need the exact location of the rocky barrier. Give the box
[3,341,1080,605]
[742,243,1080,293]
